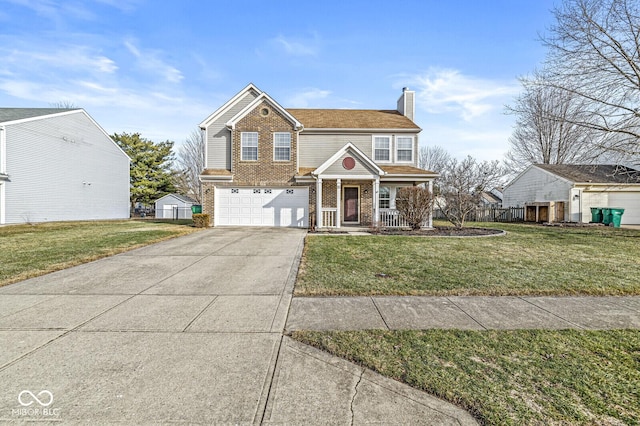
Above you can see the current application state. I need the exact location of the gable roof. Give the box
[286,109,420,130]
[0,108,80,124]
[0,108,130,161]
[155,193,197,204]
[199,83,262,129]
[313,142,385,176]
[226,93,303,130]
[534,164,640,184]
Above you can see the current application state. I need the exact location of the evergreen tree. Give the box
[112,132,176,210]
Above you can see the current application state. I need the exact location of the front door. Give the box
[343,187,359,223]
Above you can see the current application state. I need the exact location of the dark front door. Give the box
[344,187,359,222]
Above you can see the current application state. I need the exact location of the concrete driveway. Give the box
[0,227,475,425]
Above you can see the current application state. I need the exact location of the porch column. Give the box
[428,180,434,228]
[336,178,341,228]
[316,177,323,229]
[373,177,380,226]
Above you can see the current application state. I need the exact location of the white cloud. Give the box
[286,88,332,108]
[264,32,321,57]
[2,45,117,75]
[398,68,521,162]
[123,39,183,83]
[410,68,519,122]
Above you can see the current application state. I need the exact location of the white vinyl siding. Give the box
[373,136,391,162]
[3,112,129,224]
[273,132,291,161]
[241,132,258,161]
[205,90,259,169]
[396,137,413,162]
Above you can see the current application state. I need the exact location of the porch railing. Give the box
[379,209,429,228]
[321,208,337,228]
[319,208,431,229]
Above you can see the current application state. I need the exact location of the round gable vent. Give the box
[342,157,356,170]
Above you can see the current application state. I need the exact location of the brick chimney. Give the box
[397,87,415,122]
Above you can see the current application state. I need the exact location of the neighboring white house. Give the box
[503,164,640,225]
[0,108,130,224]
[154,194,197,219]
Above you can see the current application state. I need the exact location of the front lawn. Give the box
[0,220,199,287]
[293,329,640,425]
[296,222,640,296]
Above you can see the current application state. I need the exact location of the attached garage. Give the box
[582,191,640,225]
[215,187,308,227]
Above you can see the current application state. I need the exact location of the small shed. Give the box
[154,194,197,219]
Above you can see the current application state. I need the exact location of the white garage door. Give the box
[215,187,309,227]
[608,193,640,224]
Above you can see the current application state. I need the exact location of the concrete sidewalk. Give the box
[0,228,475,425]
[287,295,640,331]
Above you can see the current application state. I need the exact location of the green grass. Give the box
[293,329,640,425]
[0,220,200,286]
[296,222,640,296]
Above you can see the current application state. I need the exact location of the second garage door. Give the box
[215,187,309,227]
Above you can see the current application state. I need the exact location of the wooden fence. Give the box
[434,207,525,223]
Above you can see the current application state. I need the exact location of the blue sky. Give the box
[0,0,557,161]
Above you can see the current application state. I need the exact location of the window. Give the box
[379,186,390,209]
[396,137,413,162]
[273,132,291,161]
[374,136,390,161]
[241,132,258,161]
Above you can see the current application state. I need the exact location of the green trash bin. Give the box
[590,207,603,223]
[610,208,625,228]
[602,208,612,225]
[191,205,202,214]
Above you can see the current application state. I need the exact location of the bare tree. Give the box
[542,0,640,162]
[435,156,505,228]
[50,100,77,109]
[505,70,603,172]
[418,145,450,173]
[174,128,205,203]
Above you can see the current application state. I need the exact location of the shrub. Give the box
[395,187,433,230]
[192,213,210,228]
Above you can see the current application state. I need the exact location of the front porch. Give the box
[313,178,433,229]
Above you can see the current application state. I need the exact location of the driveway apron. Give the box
[0,227,476,425]
[0,228,302,424]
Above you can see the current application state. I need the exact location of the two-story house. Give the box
[199,84,437,228]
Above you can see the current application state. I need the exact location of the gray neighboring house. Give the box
[154,193,197,219]
[0,108,130,224]
[503,164,640,224]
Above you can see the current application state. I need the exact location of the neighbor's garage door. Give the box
[215,187,309,227]
[608,192,640,224]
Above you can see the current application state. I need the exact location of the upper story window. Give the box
[396,137,414,162]
[273,132,291,161]
[241,132,258,161]
[374,136,391,162]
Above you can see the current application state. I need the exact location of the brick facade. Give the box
[232,100,298,186]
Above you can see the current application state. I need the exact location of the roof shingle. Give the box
[286,109,420,130]
[0,108,78,123]
[535,164,640,184]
